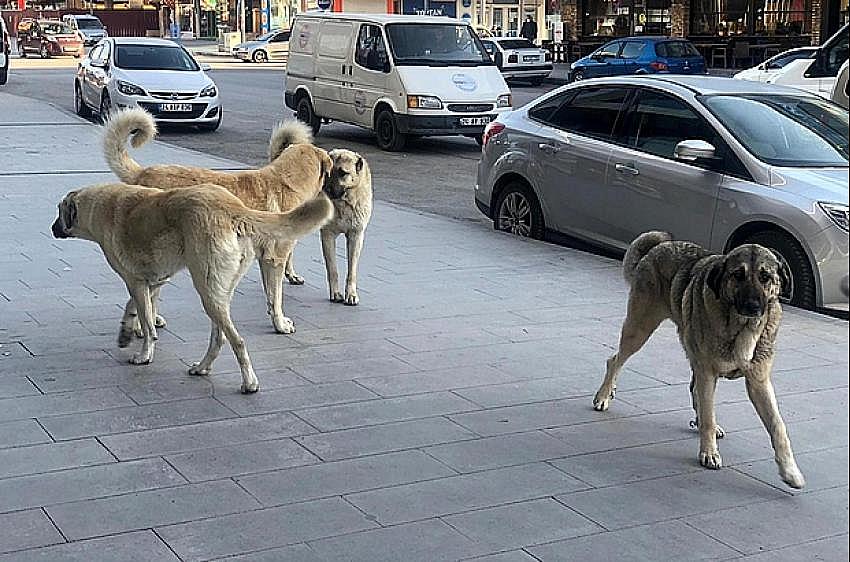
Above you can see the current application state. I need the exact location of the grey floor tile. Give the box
[0,376,40,398]
[0,438,114,479]
[0,420,51,449]
[0,509,64,555]
[0,458,185,514]
[215,381,377,416]
[443,498,602,550]
[425,431,577,473]
[732,447,848,492]
[0,530,179,562]
[737,534,848,561]
[461,552,539,562]
[47,480,261,540]
[156,497,378,561]
[357,365,521,397]
[291,356,420,384]
[0,388,134,423]
[346,463,587,525]
[526,520,738,561]
[209,543,324,562]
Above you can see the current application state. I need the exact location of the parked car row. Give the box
[16,18,84,59]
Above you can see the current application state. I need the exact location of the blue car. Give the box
[570,37,706,82]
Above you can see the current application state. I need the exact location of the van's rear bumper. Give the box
[396,114,497,136]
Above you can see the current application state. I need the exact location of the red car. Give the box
[17,19,84,59]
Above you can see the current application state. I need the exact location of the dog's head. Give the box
[707,244,791,317]
[324,149,368,200]
[51,190,81,239]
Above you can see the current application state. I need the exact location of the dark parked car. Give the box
[16,19,83,59]
[1,16,10,85]
[570,37,706,81]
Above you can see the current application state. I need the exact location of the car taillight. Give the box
[650,61,668,71]
[482,122,505,149]
[508,53,518,63]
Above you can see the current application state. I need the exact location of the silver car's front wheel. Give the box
[494,182,544,239]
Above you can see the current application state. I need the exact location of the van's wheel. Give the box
[742,230,816,309]
[375,109,406,151]
[40,43,50,59]
[74,81,91,118]
[494,181,544,239]
[295,95,321,135]
[252,50,268,63]
[99,90,111,122]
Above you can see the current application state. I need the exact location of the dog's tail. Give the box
[241,192,333,242]
[268,119,314,162]
[623,231,672,284]
[102,108,157,183]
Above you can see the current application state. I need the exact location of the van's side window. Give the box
[355,24,388,72]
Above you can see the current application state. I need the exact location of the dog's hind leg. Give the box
[189,323,224,376]
[282,240,305,285]
[150,283,167,329]
[745,376,805,489]
[593,300,664,411]
[693,369,722,469]
[322,229,343,303]
[126,283,157,365]
[118,298,137,348]
[690,375,725,439]
[259,250,295,334]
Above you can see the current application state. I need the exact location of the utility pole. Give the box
[239,0,246,40]
[194,0,201,38]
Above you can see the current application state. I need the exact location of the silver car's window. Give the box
[624,90,718,158]
[114,44,200,71]
[702,95,849,167]
[546,87,630,141]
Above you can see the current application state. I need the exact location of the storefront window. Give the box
[691,0,812,36]
[582,0,670,37]
[842,0,849,25]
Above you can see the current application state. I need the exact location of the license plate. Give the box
[159,103,193,112]
[63,46,78,52]
[523,55,539,62]
[460,117,490,126]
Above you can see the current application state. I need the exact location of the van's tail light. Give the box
[482,122,505,149]
[650,60,669,71]
[508,53,518,63]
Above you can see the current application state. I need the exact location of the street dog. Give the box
[102,108,328,334]
[52,183,333,393]
[592,231,805,489]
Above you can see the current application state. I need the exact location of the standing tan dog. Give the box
[102,108,328,334]
[593,231,805,489]
[52,183,332,393]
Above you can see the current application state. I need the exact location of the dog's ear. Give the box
[62,192,78,230]
[706,257,726,299]
[355,155,364,173]
[770,249,793,294]
[320,151,333,180]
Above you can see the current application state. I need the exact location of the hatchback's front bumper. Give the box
[815,224,850,311]
[114,92,222,125]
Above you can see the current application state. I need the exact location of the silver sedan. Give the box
[475,76,849,312]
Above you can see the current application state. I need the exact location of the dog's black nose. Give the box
[739,299,763,317]
[51,218,67,239]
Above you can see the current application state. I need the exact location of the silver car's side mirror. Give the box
[674,139,715,162]
[200,63,212,71]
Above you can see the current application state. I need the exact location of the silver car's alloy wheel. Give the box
[498,192,532,236]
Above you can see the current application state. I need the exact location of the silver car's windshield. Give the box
[114,44,200,71]
[386,23,491,66]
[76,19,103,30]
[703,94,849,167]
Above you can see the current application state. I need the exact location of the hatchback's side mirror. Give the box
[200,63,212,71]
[675,139,716,161]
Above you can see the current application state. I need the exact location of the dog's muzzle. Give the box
[51,218,69,239]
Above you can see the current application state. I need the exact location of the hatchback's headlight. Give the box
[819,202,849,231]
[199,84,218,97]
[497,94,512,108]
[116,80,146,96]
[407,95,442,110]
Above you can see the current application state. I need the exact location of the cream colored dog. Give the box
[52,183,332,393]
[102,108,329,334]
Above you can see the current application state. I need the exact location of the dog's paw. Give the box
[240,381,260,394]
[273,316,296,334]
[129,351,152,365]
[154,314,167,328]
[117,326,134,348]
[689,419,726,439]
[343,292,359,306]
[699,450,723,470]
[779,464,806,489]
[286,273,305,285]
[330,291,344,303]
[188,363,211,376]
[592,387,615,411]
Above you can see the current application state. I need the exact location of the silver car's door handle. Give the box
[615,163,640,176]
[538,142,561,154]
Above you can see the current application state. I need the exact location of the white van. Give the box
[762,24,848,98]
[285,13,512,151]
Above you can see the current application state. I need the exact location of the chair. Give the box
[711,46,727,68]
[732,41,751,68]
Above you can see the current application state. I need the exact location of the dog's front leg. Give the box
[321,228,342,303]
[693,370,722,469]
[127,284,156,365]
[745,375,805,489]
[343,229,364,306]
[118,298,137,348]
[282,240,305,285]
[259,252,295,334]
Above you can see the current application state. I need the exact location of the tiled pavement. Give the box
[0,91,847,561]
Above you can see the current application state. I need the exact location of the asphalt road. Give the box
[3,58,557,222]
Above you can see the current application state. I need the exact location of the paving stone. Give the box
[290,355,420,384]
[156,497,377,561]
[357,365,522,397]
[462,552,539,562]
[295,416,477,461]
[47,480,261,540]
[425,431,577,473]
[736,534,848,561]
[0,438,114,479]
[526,520,738,561]
[297,391,479,431]
[165,438,318,482]
[0,530,180,562]
[39,398,236,441]
[388,329,506,353]
[0,458,184,514]
[346,463,587,525]
[0,420,51,449]
[0,388,134,423]
[0,509,64,555]
[443,498,602,550]
[0,376,40,398]
[309,519,486,562]
[214,381,376,415]
[237,449,455,507]
[208,543,324,562]
[100,412,316,460]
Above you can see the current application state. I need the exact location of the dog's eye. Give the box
[759,270,771,283]
[734,268,746,280]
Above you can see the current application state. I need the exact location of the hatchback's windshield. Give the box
[386,23,491,66]
[43,23,72,35]
[702,94,849,167]
[115,44,200,71]
[656,41,700,58]
[77,19,103,30]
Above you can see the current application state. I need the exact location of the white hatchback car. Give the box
[480,37,553,85]
[75,37,222,131]
[733,46,817,83]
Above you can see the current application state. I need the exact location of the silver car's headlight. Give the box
[497,94,512,108]
[116,80,146,96]
[819,202,849,231]
[199,84,218,97]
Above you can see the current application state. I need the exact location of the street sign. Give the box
[317,0,332,9]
